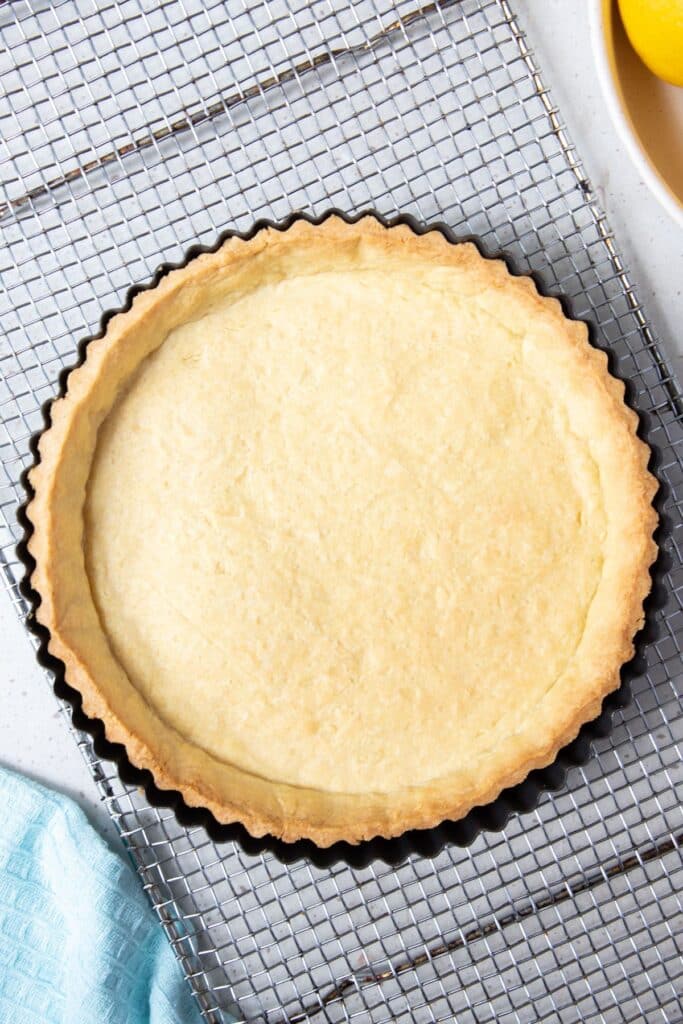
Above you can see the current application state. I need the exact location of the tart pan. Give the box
[16,210,668,869]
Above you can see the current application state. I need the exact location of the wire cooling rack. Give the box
[1,1,682,1020]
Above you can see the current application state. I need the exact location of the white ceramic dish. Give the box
[592,0,683,228]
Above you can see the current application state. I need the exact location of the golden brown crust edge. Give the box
[25,214,659,846]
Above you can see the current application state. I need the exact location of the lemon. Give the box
[618,0,683,87]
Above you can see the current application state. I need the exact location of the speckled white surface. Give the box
[0,0,681,835]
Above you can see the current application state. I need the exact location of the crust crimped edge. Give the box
[26,214,658,846]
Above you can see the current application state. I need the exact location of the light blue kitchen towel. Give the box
[0,764,204,1024]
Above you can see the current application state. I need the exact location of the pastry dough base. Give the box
[27,216,657,844]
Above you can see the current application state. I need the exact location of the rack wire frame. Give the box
[1,0,682,1021]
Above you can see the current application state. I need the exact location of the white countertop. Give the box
[1,0,681,840]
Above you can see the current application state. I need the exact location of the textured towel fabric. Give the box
[0,765,204,1024]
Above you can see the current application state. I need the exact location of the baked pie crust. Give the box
[27,216,658,845]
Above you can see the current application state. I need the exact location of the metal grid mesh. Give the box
[1,1,682,1020]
